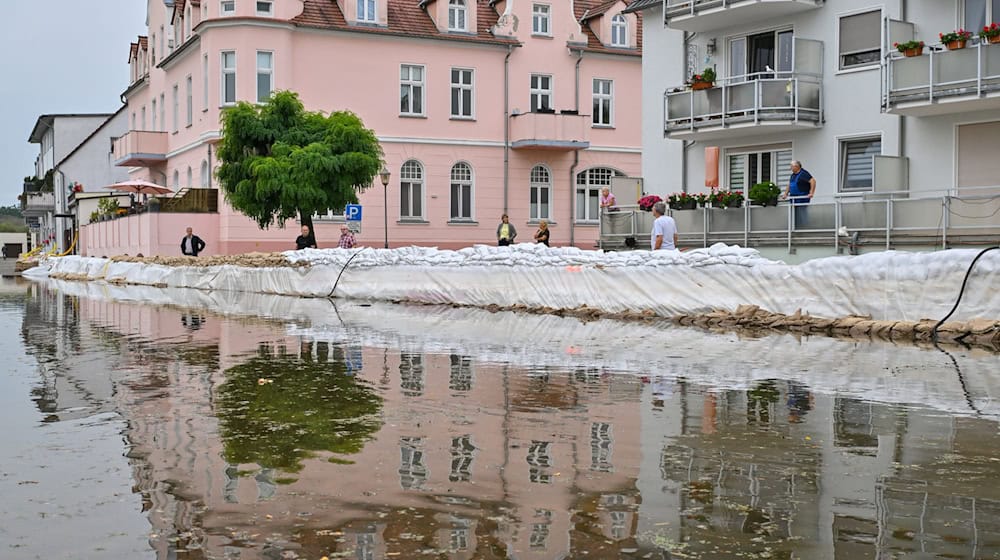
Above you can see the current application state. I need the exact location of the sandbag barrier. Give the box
[448,302,1000,352]
[109,252,308,268]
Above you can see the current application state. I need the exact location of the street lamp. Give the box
[379,166,391,249]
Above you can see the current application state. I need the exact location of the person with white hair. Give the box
[783,160,816,227]
[650,201,679,251]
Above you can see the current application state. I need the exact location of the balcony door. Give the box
[727,145,793,192]
[730,30,793,80]
[964,0,1000,33]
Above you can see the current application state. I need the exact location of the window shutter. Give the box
[839,11,880,55]
[728,155,746,191]
[842,139,882,190]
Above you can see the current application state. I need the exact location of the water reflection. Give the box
[10,280,1000,559]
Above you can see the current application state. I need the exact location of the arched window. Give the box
[530,165,552,221]
[449,0,467,31]
[186,166,193,187]
[172,170,180,191]
[200,160,210,187]
[450,162,473,221]
[576,167,623,222]
[400,160,424,220]
[611,15,628,47]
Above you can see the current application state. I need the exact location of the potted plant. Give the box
[710,189,743,209]
[893,39,925,57]
[89,210,99,223]
[637,194,663,211]
[749,181,781,206]
[940,29,973,50]
[689,67,716,90]
[668,192,697,210]
[982,22,1000,44]
[694,192,710,207]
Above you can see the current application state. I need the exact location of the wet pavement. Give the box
[3,277,1000,559]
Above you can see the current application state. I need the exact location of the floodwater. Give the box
[3,278,1000,560]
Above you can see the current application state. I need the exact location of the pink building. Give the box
[91,0,642,255]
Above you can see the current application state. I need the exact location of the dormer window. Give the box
[221,1,235,15]
[256,1,273,16]
[611,15,628,47]
[184,5,192,37]
[449,0,467,31]
[358,0,376,23]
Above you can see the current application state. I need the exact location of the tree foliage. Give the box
[216,90,383,237]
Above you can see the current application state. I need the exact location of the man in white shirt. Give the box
[650,201,679,250]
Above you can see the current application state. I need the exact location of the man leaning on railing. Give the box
[783,160,816,228]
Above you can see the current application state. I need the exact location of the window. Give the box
[173,170,180,190]
[400,64,425,115]
[186,167,193,187]
[527,441,552,484]
[610,14,628,47]
[357,0,376,22]
[448,0,467,31]
[399,436,427,490]
[532,4,550,35]
[160,93,165,131]
[964,0,1000,34]
[221,51,236,105]
[576,167,623,222]
[151,33,156,65]
[530,74,552,112]
[592,79,613,126]
[172,84,179,132]
[203,54,209,109]
[590,422,613,472]
[184,5,191,38]
[201,160,210,187]
[399,160,424,219]
[151,98,158,131]
[140,107,146,130]
[449,355,473,391]
[221,1,235,15]
[399,353,424,396]
[450,68,473,118]
[727,147,791,192]
[131,112,136,130]
[839,10,880,70]
[840,137,882,191]
[530,165,552,221]
[729,29,793,80]
[257,51,273,102]
[256,1,273,16]
[450,162,473,221]
[449,435,475,482]
[185,75,193,126]
[160,25,165,55]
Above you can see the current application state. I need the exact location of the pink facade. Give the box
[108,0,641,255]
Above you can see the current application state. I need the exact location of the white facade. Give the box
[635,0,1000,200]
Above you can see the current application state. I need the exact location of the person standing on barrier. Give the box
[181,227,206,257]
[651,201,679,251]
[295,225,317,250]
[497,214,517,246]
[783,160,816,228]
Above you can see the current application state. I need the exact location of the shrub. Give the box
[749,181,781,206]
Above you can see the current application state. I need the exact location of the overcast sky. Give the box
[1,0,146,207]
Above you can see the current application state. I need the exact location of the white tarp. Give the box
[26,243,1000,321]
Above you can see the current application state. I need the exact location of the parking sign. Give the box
[345,204,363,221]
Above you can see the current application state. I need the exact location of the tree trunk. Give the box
[300,211,316,246]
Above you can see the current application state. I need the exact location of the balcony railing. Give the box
[22,192,55,216]
[663,0,823,32]
[112,130,168,167]
[509,111,590,151]
[664,72,823,139]
[883,38,1000,116]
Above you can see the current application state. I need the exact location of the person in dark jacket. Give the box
[181,227,206,256]
[295,225,318,250]
[496,214,517,246]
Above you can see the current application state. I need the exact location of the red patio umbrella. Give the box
[104,180,173,196]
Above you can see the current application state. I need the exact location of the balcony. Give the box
[112,130,168,167]
[22,192,54,217]
[884,39,1000,117]
[509,111,590,151]
[663,0,823,32]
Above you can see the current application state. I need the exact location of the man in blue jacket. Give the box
[783,160,816,228]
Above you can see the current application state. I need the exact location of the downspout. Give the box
[570,49,584,248]
[681,31,697,193]
[504,45,514,215]
[898,0,907,161]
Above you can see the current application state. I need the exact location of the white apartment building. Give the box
[627,0,1000,255]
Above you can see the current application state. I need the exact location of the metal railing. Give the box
[663,0,819,19]
[599,187,1000,251]
[664,72,823,133]
[883,37,1000,109]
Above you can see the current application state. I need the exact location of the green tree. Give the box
[216,90,382,242]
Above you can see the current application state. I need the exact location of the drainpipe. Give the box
[569,49,584,248]
[898,0,907,161]
[503,45,514,215]
[680,31,697,193]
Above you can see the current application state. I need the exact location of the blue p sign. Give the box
[345,204,363,221]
